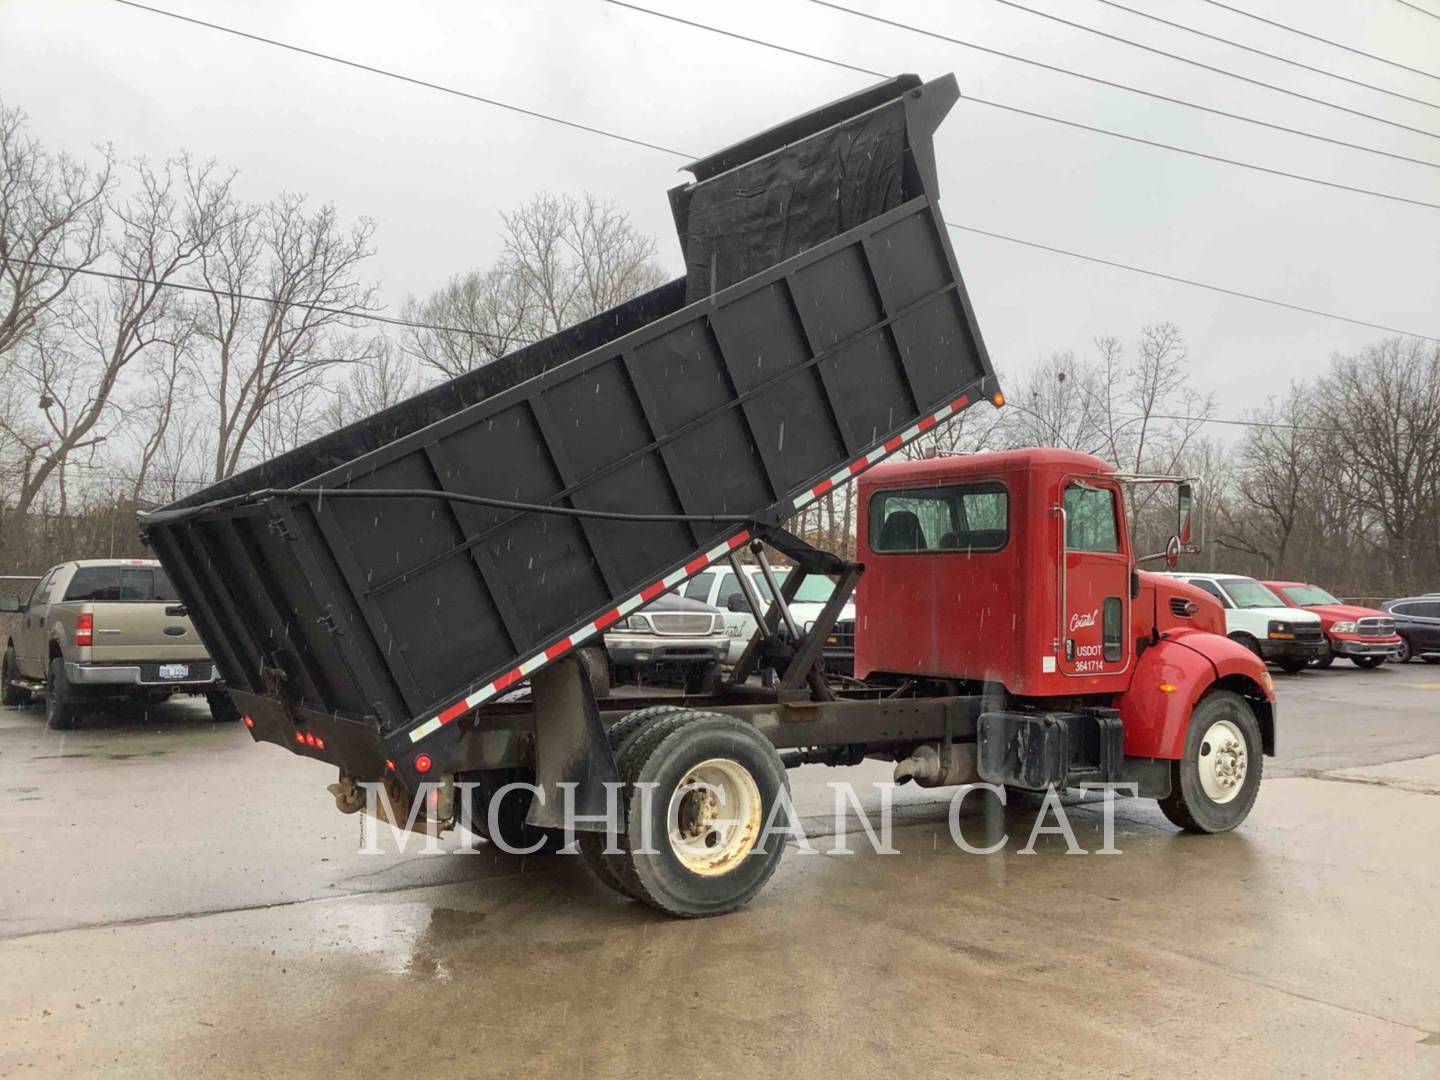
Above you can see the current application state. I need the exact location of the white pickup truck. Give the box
[1,559,232,729]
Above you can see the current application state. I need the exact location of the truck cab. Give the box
[856,448,1274,782]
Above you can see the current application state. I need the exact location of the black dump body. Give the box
[142,74,998,779]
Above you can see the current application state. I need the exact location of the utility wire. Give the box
[1394,1,1440,21]
[963,95,1440,211]
[3,256,518,344]
[1089,0,1440,111]
[1192,0,1440,83]
[106,0,689,158]
[793,0,1440,169]
[610,2,1440,208]
[980,0,1440,139]
[944,222,1440,343]
[89,2,1440,341]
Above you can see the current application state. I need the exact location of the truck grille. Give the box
[649,613,716,636]
[1294,625,1324,643]
[1356,617,1396,638]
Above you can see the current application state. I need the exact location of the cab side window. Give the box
[683,572,715,603]
[870,483,1009,554]
[1063,485,1120,553]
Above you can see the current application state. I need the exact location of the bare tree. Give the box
[0,101,112,360]
[399,269,529,380]
[322,336,416,430]
[0,156,230,528]
[192,192,378,479]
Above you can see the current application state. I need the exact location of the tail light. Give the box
[75,612,93,647]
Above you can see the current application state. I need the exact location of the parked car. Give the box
[1380,595,1440,664]
[1159,572,1324,673]
[1,559,230,728]
[682,564,856,675]
[599,591,729,693]
[1261,581,1403,669]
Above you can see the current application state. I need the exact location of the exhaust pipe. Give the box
[894,742,979,788]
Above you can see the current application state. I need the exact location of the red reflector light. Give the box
[414,754,433,774]
[385,759,396,772]
[295,731,306,745]
[314,736,325,750]
[75,612,93,647]
[243,716,255,728]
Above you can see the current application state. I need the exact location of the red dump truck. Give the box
[140,74,1273,917]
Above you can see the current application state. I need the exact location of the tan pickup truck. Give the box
[1,559,234,729]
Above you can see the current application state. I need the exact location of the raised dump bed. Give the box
[141,73,999,773]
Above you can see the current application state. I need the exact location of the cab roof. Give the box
[863,447,1113,485]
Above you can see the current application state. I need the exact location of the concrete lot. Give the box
[2,663,1439,1077]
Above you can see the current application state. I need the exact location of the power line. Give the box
[944,221,1440,343]
[3,256,516,344]
[1192,0,1440,83]
[106,0,689,158]
[609,2,1440,209]
[963,95,1440,210]
[93,1,1440,342]
[1394,1,1440,22]
[981,0,1440,140]
[793,0,1440,169]
[1089,0,1440,111]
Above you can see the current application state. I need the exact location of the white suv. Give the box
[681,565,856,674]
[1159,572,1324,673]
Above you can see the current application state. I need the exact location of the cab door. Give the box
[1058,481,1130,677]
[15,567,59,677]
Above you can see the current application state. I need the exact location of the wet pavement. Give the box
[2,663,1439,1077]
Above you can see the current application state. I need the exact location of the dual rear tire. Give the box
[579,706,790,917]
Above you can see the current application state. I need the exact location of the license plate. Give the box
[158,664,190,680]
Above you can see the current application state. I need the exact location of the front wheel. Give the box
[45,657,81,730]
[1157,690,1262,834]
[1392,637,1412,664]
[1311,645,1334,669]
[1277,658,1309,674]
[2,646,30,707]
[1351,655,1386,670]
[612,711,789,917]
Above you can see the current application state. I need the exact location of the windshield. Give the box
[1281,585,1340,606]
[1220,578,1286,609]
[791,576,836,604]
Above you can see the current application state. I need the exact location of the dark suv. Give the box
[1381,595,1440,664]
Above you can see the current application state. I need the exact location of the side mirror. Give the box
[1165,535,1182,569]
[1177,482,1195,546]
[0,596,18,613]
[725,593,750,613]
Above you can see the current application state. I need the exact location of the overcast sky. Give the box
[2,0,1437,423]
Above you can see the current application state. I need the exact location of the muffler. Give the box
[893,742,979,788]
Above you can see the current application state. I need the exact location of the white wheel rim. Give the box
[666,758,763,876]
[1197,719,1248,804]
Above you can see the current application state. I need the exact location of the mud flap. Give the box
[525,654,622,831]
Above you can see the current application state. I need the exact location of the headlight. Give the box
[1267,620,1295,639]
[711,614,725,634]
[613,614,650,632]
[1331,621,1356,634]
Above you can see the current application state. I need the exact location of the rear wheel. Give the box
[2,645,30,706]
[45,657,81,730]
[611,711,789,917]
[1424,655,1440,665]
[1351,655,1386,669]
[1157,690,1262,834]
[579,705,692,899]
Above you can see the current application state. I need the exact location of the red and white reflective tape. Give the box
[791,394,970,511]
[406,528,753,744]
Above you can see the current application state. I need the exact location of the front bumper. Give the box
[1258,638,1325,662]
[64,661,221,689]
[604,634,727,669]
[1328,636,1403,658]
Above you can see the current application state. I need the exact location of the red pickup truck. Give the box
[1262,581,1403,669]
